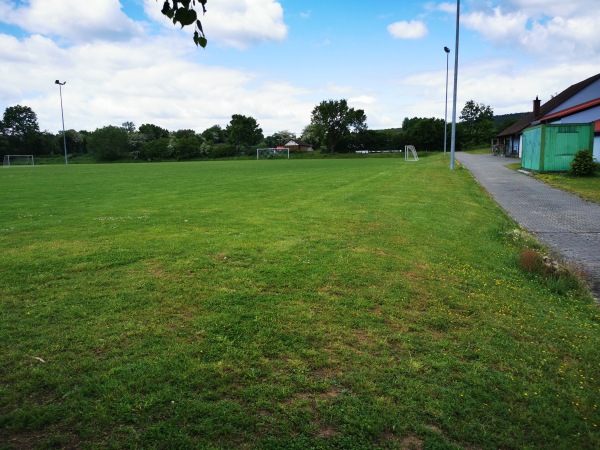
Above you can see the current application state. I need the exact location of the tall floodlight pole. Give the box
[444,46,450,157]
[450,0,460,170]
[55,80,68,165]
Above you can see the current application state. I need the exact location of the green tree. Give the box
[354,129,402,151]
[201,124,226,144]
[570,150,596,176]
[459,100,495,148]
[265,130,296,147]
[496,117,519,135]
[38,131,60,156]
[88,126,129,161]
[122,121,136,133]
[174,129,198,140]
[310,99,367,153]
[1,105,41,154]
[174,136,204,160]
[402,117,446,151]
[139,138,172,161]
[63,129,87,154]
[300,124,321,150]
[127,132,149,156]
[226,114,263,153]
[139,123,170,141]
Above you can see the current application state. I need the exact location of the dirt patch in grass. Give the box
[426,424,443,434]
[317,425,341,438]
[146,259,168,278]
[380,431,423,447]
[2,430,80,450]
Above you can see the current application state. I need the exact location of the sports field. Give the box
[1,155,598,448]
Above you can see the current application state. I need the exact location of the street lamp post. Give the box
[450,0,460,170]
[55,80,68,165]
[443,46,450,157]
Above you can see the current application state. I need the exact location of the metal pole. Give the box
[56,80,68,165]
[444,46,450,157]
[450,0,460,170]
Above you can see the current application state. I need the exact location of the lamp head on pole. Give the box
[444,46,450,54]
[55,80,66,85]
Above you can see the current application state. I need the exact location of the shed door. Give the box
[522,128,542,171]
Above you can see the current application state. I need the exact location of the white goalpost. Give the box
[405,145,419,161]
[256,147,290,159]
[3,155,35,166]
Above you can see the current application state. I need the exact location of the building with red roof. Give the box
[497,73,600,161]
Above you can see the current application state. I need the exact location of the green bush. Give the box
[139,138,172,161]
[88,126,129,161]
[569,149,595,176]
[173,136,203,160]
[209,143,238,158]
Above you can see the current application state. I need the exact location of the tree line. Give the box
[0,99,506,162]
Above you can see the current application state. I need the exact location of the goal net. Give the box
[256,147,290,159]
[3,155,35,166]
[404,145,418,161]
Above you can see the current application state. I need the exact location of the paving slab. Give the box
[455,152,600,300]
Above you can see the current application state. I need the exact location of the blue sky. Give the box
[0,0,599,137]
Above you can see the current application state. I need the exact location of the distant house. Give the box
[497,73,600,162]
[284,139,313,152]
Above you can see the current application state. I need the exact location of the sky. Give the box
[0,0,599,137]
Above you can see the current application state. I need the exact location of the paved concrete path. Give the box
[455,152,600,300]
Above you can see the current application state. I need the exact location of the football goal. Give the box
[405,145,418,161]
[3,155,35,166]
[256,147,289,159]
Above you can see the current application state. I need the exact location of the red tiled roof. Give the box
[595,120,600,133]
[540,97,600,122]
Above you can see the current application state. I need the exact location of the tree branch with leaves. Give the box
[157,0,208,48]
[310,100,367,153]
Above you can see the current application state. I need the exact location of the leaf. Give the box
[194,32,208,48]
[174,8,197,27]
[161,1,174,18]
[196,19,204,35]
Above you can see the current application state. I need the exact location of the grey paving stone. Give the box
[455,152,600,300]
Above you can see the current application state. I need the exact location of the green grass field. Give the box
[534,172,600,204]
[503,157,600,204]
[1,155,598,449]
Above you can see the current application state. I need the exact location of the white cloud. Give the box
[393,57,600,123]
[1,0,598,140]
[143,0,288,50]
[387,20,428,39]
[462,1,600,60]
[0,30,313,135]
[349,96,377,106]
[501,0,594,17]
[434,2,457,15]
[463,7,528,43]
[0,0,144,42]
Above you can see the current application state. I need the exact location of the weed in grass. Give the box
[519,248,544,273]
[518,247,587,296]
